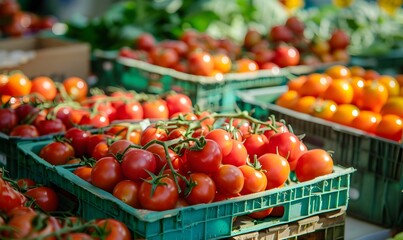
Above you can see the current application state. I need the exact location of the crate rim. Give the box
[236,86,403,146]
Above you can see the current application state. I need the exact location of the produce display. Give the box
[0,171,132,239]
[276,65,403,142]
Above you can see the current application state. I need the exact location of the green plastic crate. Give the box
[115,57,289,112]
[16,139,354,240]
[236,86,403,228]
[349,49,403,75]
[90,50,120,87]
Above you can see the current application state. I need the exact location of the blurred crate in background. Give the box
[236,86,403,228]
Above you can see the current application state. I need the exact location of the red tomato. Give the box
[9,124,39,138]
[186,139,222,174]
[265,132,302,163]
[165,93,193,117]
[212,165,244,195]
[121,149,157,182]
[239,165,267,194]
[39,141,75,165]
[187,51,214,76]
[273,45,300,67]
[142,99,169,120]
[14,103,39,123]
[16,178,36,190]
[197,111,215,127]
[222,139,248,167]
[146,143,180,172]
[139,176,178,211]
[243,134,268,160]
[263,121,289,140]
[295,149,334,182]
[79,112,110,128]
[86,134,111,157]
[91,156,123,192]
[6,212,56,239]
[115,101,144,120]
[289,140,308,171]
[108,139,134,158]
[94,219,131,240]
[258,153,290,190]
[140,126,168,146]
[113,180,141,208]
[73,166,92,183]
[91,141,109,160]
[185,173,216,205]
[0,108,18,134]
[64,127,91,157]
[248,208,274,219]
[136,33,156,51]
[205,128,233,157]
[36,118,66,136]
[0,177,27,212]
[25,186,59,212]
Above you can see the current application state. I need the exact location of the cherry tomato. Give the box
[64,127,91,157]
[205,128,233,157]
[39,141,75,165]
[25,186,59,212]
[115,101,144,120]
[146,143,180,172]
[185,172,216,205]
[265,132,302,163]
[248,208,273,219]
[295,149,334,182]
[6,212,56,239]
[91,156,123,192]
[10,124,39,138]
[0,177,27,212]
[30,76,57,101]
[186,139,222,174]
[212,165,244,195]
[113,180,141,208]
[62,77,88,101]
[108,139,133,158]
[121,149,157,182]
[243,134,268,160]
[5,72,32,97]
[258,153,290,190]
[187,51,214,76]
[36,118,66,136]
[94,219,131,240]
[86,134,111,157]
[91,141,109,160]
[16,178,36,190]
[73,166,92,183]
[0,108,18,134]
[239,165,267,194]
[140,126,168,146]
[79,112,110,128]
[14,103,39,124]
[139,176,178,211]
[142,99,169,120]
[273,45,300,67]
[222,139,248,167]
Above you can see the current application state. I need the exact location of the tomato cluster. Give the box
[0,71,194,137]
[0,172,132,239]
[0,0,57,37]
[38,110,334,217]
[277,65,403,142]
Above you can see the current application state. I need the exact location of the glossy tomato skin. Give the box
[86,134,111,157]
[121,149,156,182]
[186,139,222,174]
[64,127,91,157]
[91,141,109,160]
[239,165,267,195]
[185,173,216,205]
[25,186,59,212]
[222,139,248,167]
[165,93,193,117]
[6,212,56,239]
[115,101,143,120]
[0,177,27,212]
[265,132,302,163]
[0,108,18,134]
[258,153,290,190]
[295,149,334,182]
[108,139,134,158]
[63,77,88,102]
[15,103,39,123]
[36,118,66,136]
[73,166,92,183]
[243,134,268,160]
[212,165,244,195]
[139,176,178,211]
[91,156,123,192]
[146,143,180,173]
[142,99,169,120]
[95,219,132,240]
[9,124,39,138]
[205,129,233,157]
[140,126,168,146]
[79,112,110,128]
[113,180,141,208]
[39,141,75,165]
[273,45,300,67]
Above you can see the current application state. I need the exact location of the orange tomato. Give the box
[287,75,307,91]
[30,76,57,101]
[325,65,351,79]
[350,76,365,108]
[5,72,32,97]
[322,79,353,104]
[375,114,403,142]
[292,96,316,114]
[235,58,259,73]
[299,73,331,97]
[351,110,381,133]
[62,77,88,102]
[331,104,360,126]
[378,75,399,97]
[276,90,299,109]
[349,66,366,78]
[360,80,388,113]
[396,74,403,86]
[212,53,232,73]
[380,97,403,118]
[311,99,338,120]
[363,69,380,81]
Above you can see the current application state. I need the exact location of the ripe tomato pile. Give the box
[38,110,334,217]
[277,65,403,142]
[0,71,194,137]
[119,16,349,76]
[0,171,132,239]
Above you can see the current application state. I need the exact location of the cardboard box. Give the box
[0,36,90,80]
